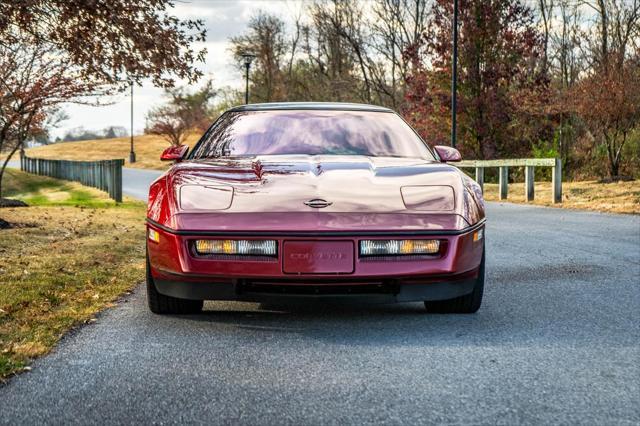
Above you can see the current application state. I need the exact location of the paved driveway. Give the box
[0,197,638,424]
[121,167,162,200]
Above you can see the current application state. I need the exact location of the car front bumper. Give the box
[146,219,485,303]
[153,274,478,303]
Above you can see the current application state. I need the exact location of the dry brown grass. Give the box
[23,134,199,171]
[483,180,640,214]
[0,170,146,379]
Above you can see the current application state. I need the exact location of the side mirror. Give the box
[434,145,462,162]
[161,145,189,162]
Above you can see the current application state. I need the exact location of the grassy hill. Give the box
[24,134,200,171]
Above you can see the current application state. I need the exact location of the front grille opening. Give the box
[240,282,398,296]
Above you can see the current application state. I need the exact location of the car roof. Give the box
[226,102,394,113]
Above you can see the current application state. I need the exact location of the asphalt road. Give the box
[122,167,162,200]
[1,169,639,424]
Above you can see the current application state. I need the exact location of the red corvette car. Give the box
[146,102,485,314]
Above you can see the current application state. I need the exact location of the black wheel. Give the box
[424,248,485,314]
[146,255,203,315]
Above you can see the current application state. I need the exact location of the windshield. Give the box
[189,110,435,160]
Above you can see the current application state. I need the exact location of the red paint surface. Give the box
[149,155,484,231]
[434,145,462,162]
[160,145,189,162]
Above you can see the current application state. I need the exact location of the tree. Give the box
[573,57,640,178]
[145,81,218,146]
[371,0,430,108]
[220,0,637,179]
[230,12,288,102]
[0,1,208,224]
[537,0,555,75]
[0,0,207,89]
[403,0,547,159]
[570,0,640,178]
[312,1,375,102]
[584,0,639,72]
[61,126,128,142]
[0,37,105,199]
[299,1,378,103]
[103,126,128,140]
[543,0,584,170]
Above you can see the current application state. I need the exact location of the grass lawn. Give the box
[21,134,199,171]
[483,180,640,214]
[0,169,146,379]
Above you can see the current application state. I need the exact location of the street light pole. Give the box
[451,0,459,149]
[129,81,136,163]
[244,62,250,104]
[240,52,256,104]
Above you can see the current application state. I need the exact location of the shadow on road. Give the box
[159,282,631,349]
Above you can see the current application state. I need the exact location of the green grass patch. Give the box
[2,168,61,195]
[2,168,140,208]
[1,170,146,379]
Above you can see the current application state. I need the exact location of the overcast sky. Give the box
[54,0,302,139]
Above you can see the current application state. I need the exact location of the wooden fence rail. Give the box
[20,155,124,202]
[455,158,562,203]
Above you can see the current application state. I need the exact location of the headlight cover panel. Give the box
[400,185,455,211]
[179,184,234,211]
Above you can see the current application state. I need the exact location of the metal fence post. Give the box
[499,166,509,200]
[107,160,114,200]
[115,159,123,203]
[525,166,535,202]
[552,158,562,203]
[475,167,484,193]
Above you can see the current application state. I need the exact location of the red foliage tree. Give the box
[572,57,640,178]
[0,0,207,89]
[403,0,548,159]
[0,38,106,199]
[145,81,218,147]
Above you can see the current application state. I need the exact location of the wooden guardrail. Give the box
[21,155,124,202]
[455,158,562,203]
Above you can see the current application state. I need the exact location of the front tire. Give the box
[424,248,485,314]
[146,255,203,315]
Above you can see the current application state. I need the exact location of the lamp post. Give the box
[241,52,256,104]
[129,80,136,163]
[451,0,459,149]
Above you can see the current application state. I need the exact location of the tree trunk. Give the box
[604,132,619,178]
[612,162,619,178]
[609,154,619,178]
[0,143,22,199]
[539,0,551,74]
[597,0,608,69]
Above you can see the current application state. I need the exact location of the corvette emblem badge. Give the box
[304,199,332,208]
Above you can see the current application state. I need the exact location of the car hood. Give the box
[149,155,484,232]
